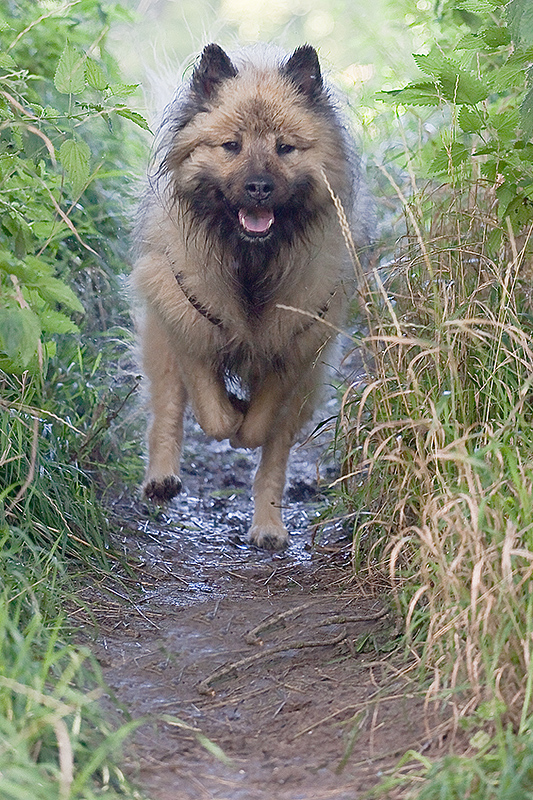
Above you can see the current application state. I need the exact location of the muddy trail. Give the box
[80,410,437,800]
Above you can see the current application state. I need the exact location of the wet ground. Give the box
[79,401,443,800]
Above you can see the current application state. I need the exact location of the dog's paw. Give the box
[199,404,244,442]
[230,420,265,450]
[230,430,255,450]
[249,523,289,551]
[143,475,182,503]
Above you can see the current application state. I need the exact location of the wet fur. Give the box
[132,43,372,550]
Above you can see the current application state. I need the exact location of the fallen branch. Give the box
[245,603,388,645]
[244,600,323,645]
[197,629,348,696]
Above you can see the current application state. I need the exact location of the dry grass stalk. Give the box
[332,178,533,725]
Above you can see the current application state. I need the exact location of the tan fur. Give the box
[132,45,369,550]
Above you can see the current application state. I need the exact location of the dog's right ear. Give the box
[192,44,237,99]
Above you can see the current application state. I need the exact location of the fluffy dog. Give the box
[132,43,372,549]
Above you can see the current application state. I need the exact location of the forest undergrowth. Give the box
[0,1,148,797]
[330,0,533,796]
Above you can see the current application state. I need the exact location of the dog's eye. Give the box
[222,141,241,154]
[277,143,295,156]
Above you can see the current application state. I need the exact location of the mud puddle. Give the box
[81,409,437,800]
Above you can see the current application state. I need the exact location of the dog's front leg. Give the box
[232,353,324,451]
[248,373,319,550]
[141,309,187,503]
[249,424,293,550]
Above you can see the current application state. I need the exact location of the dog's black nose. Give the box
[245,177,274,201]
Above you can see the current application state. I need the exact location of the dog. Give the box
[132,43,372,550]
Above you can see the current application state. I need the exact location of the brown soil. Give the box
[81,416,441,800]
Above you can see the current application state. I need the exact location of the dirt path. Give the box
[83,417,433,799]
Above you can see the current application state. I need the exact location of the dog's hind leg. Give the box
[230,372,286,451]
[141,308,187,503]
[183,360,244,442]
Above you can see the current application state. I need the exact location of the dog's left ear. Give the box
[282,45,323,100]
[192,43,237,99]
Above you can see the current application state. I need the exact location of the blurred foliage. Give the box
[110,0,438,139]
[378,0,533,246]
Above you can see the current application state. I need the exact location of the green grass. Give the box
[330,179,533,796]
[0,373,145,799]
[0,527,143,799]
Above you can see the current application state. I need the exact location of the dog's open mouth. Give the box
[238,208,274,237]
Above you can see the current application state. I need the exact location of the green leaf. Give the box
[59,138,91,195]
[0,249,18,273]
[31,221,69,241]
[107,83,139,98]
[440,71,488,104]
[39,309,79,335]
[36,275,85,314]
[0,306,41,367]
[21,255,55,278]
[114,107,152,131]
[458,0,498,12]
[481,160,498,182]
[489,64,527,92]
[455,33,483,50]
[459,106,483,132]
[480,25,512,48]
[377,81,442,106]
[429,142,469,175]
[413,50,453,78]
[521,85,533,138]
[54,43,86,95]
[490,109,521,138]
[0,53,17,71]
[85,58,108,91]
[507,0,533,45]
[506,45,533,69]
[398,47,489,106]
[0,308,25,359]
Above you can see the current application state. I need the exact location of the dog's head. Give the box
[159,43,350,252]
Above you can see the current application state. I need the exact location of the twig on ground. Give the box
[245,604,389,645]
[197,629,348,696]
[244,600,323,645]
[317,608,389,628]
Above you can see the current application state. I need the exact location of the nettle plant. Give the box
[0,1,148,376]
[379,0,533,243]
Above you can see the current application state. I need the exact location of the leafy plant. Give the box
[0,3,150,796]
[378,0,533,244]
[0,1,147,375]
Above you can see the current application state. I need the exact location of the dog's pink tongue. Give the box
[238,208,274,234]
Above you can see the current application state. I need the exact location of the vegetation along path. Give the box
[78,415,442,800]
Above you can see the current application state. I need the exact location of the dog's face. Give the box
[162,44,347,252]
